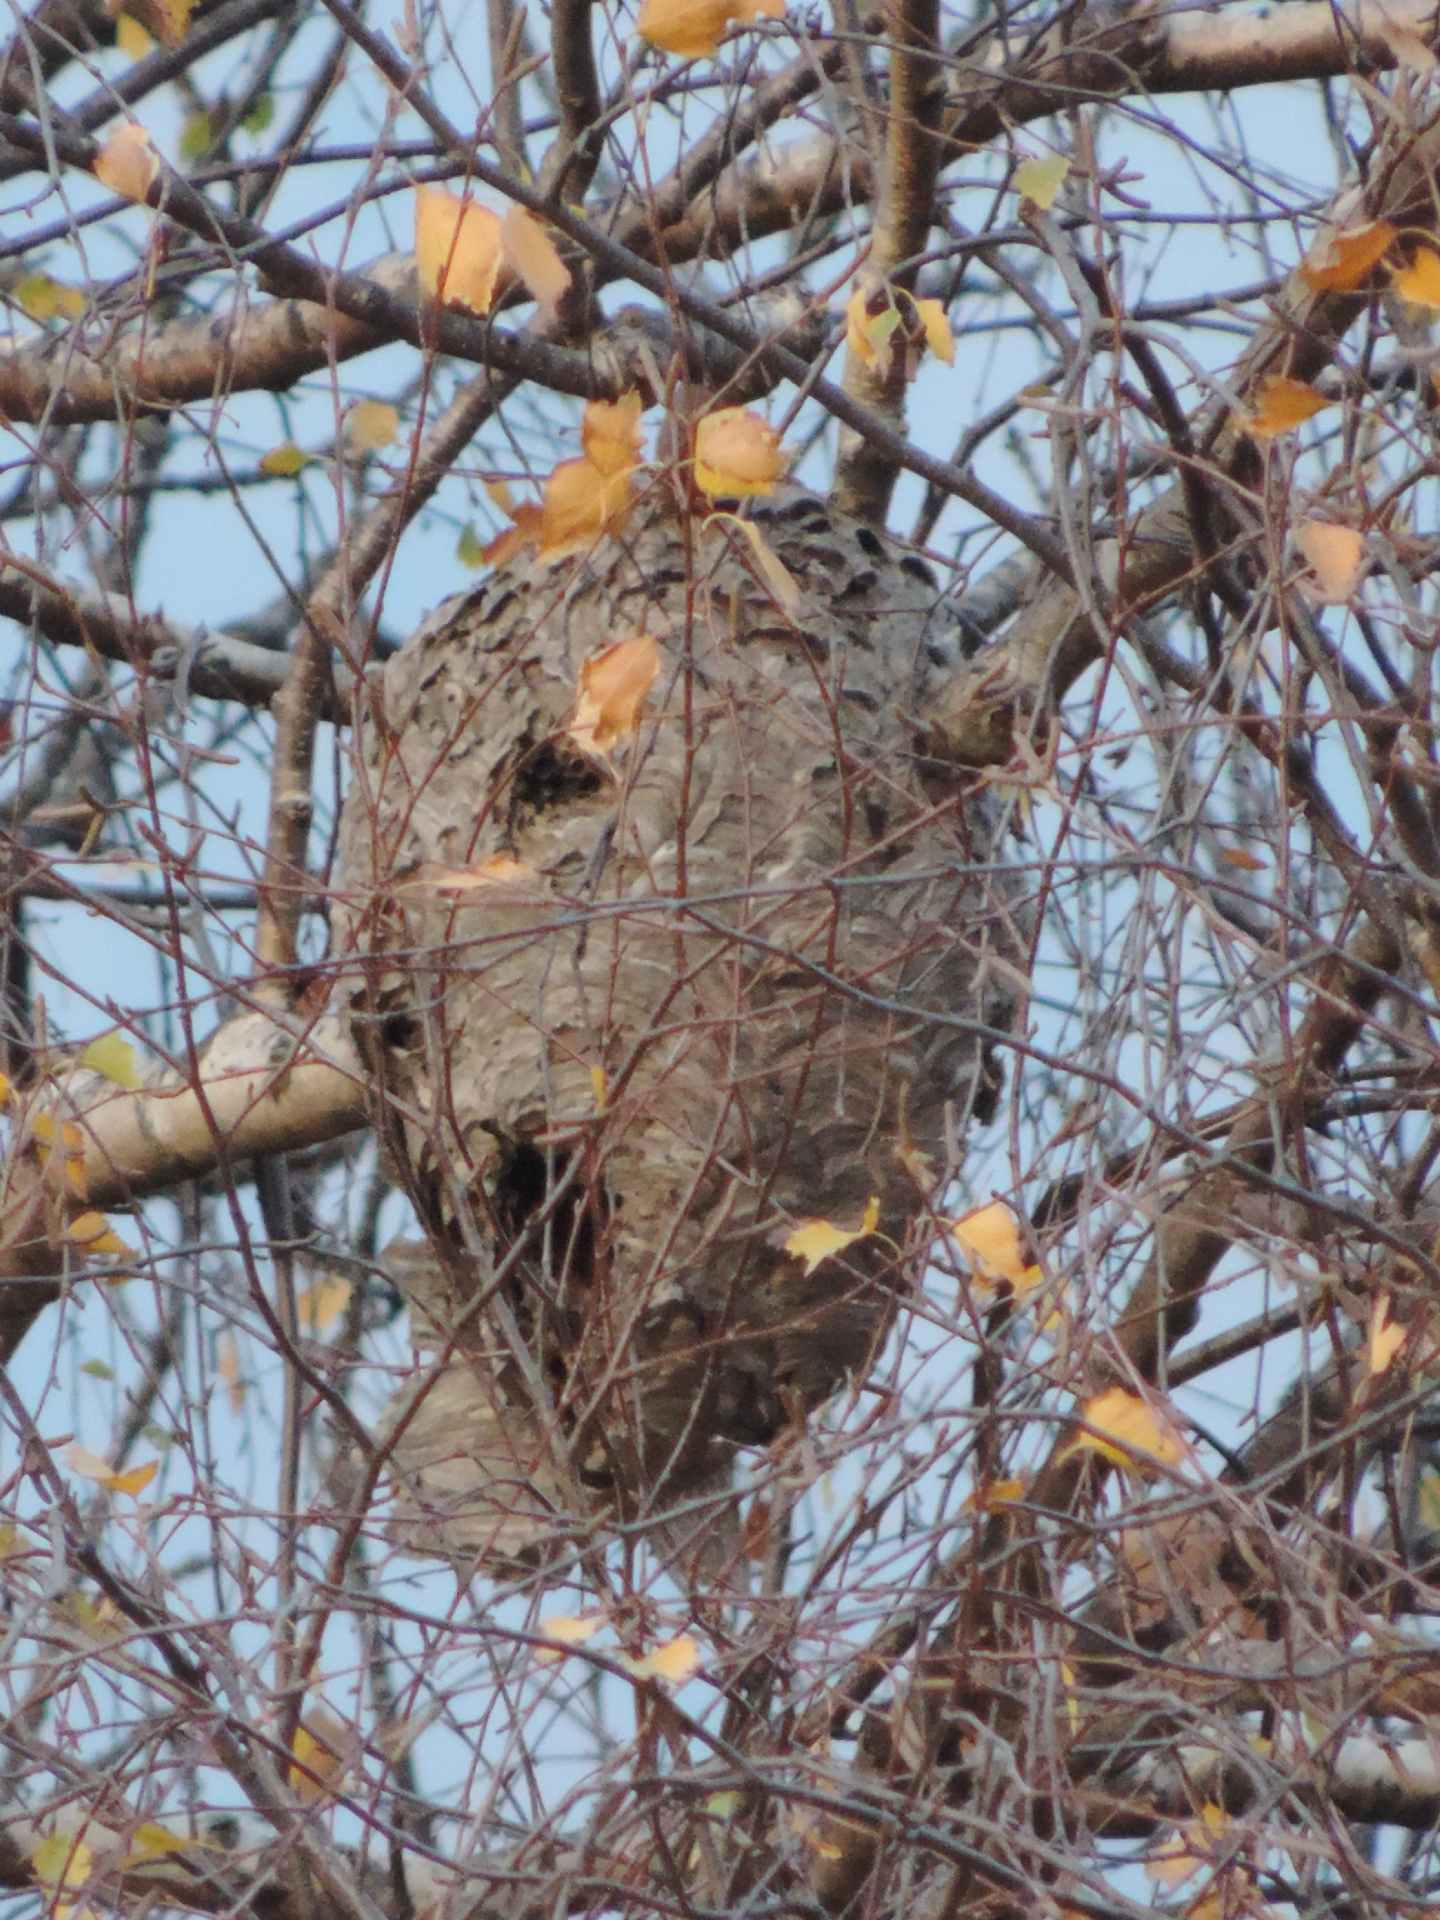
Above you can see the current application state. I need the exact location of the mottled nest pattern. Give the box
[336,484,1026,1574]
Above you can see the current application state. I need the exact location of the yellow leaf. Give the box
[1299,220,1395,291]
[14,273,86,322]
[64,1211,135,1259]
[290,1711,348,1803]
[1295,519,1365,601]
[296,1275,352,1332]
[125,1822,220,1864]
[0,1071,9,1104]
[590,1065,608,1112]
[501,206,570,308]
[30,1834,93,1892]
[346,400,399,451]
[81,1031,141,1089]
[539,455,634,556]
[415,185,502,314]
[635,0,782,57]
[1393,247,1440,310]
[1368,1295,1407,1376]
[1060,1386,1187,1475]
[259,442,308,477]
[569,633,661,758]
[93,122,160,202]
[536,1613,605,1662]
[456,523,488,569]
[1014,153,1070,209]
[845,285,902,373]
[581,392,645,477]
[783,1196,881,1277]
[913,296,954,365]
[947,1199,1042,1293]
[114,12,154,54]
[624,1633,702,1683]
[64,1444,156,1495]
[694,406,787,498]
[113,0,194,46]
[964,1478,1026,1512]
[1241,374,1330,439]
[1217,845,1267,871]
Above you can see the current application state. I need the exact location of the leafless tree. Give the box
[4,3,1440,1919]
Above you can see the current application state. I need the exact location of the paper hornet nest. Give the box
[334,481,1026,1577]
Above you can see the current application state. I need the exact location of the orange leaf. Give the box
[964,1478,1026,1513]
[624,1633,702,1684]
[581,392,645,477]
[569,634,661,758]
[1393,246,1440,309]
[65,1444,157,1495]
[536,1613,605,1662]
[482,502,543,566]
[947,1199,1043,1294]
[94,121,160,201]
[539,455,635,556]
[1299,220,1395,291]
[501,206,570,309]
[1216,845,1267,872]
[636,0,781,57]
[64,1211,135,1258]
[1059,1386,1187,1475]
[1368,1295,1407,1376]
[783,1196,881,1277]
[109,1459,159,1496]
[415,186,502,314]
[1295,519,1365,601]
[1241,375,1330,439]
[405,854,538,892]
[694,406,787,498]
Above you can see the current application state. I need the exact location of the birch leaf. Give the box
[623,1633,702,1683]
[94,121,160,201]
[415,186,502,314]
[947,1199,1042,1293]
[346,401,399,451]
[569,634,661,758]
[1014,154,1070,208]
[1368,1295,1407,1375]
[81,1031,141,1089]
[1299,220,1395,291]
[1295,520,1365,601]
[1060,1386,1187,1474]
[1393,246,1440,309]
[296,1275,352,1332]
[784,1196,880,1276]
[1241,375,1329,439]
[694,407,787,498]
[501,206,570,308]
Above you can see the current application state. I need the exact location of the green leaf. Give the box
[81,1359,115,1380]
[179,110,211,161]
[456,523,487,569]
[241,93,274,135]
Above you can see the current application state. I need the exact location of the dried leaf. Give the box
[707,511,800,615]
[636,0,782,57]
[346,400,399,451]
[109,0,193,46]
[1393,246,1440,309]
[1295,519,1365,601]
[1217,845,1267,871]
[296,1275,352,1333]
[415,185,502,314]
[581,392,645,477]
[501,206,570,308]
[81,1031,141,1089]
[1060,1386,1187,1474]
[694,406,787,498]
[624,1633,702,1683]
[1368,1295,1407,1376]
[947,1199,1043,1293]
[845,286,902,373]
[1014,153,1070,209]
[406,854,538,892]
[539,455,634,556]
[784,1196,881,1277]
[1298,220,1395,291]
[569,633,661,758]
[1375,6,1437,70]
[93,121,160,202]
[1241,375,1330,439]
[217,1330,246,1414]
[259,442,308,477]
[536,1613,605,1662]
